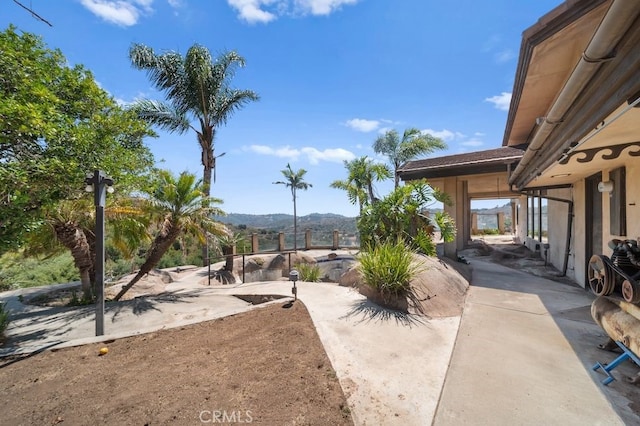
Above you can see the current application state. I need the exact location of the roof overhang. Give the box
[505,0,640,190]
[398,147,523,181]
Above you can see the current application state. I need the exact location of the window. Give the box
[609,167,626,236]
[527,192,547,242]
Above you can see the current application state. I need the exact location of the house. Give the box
[398,0,640,291]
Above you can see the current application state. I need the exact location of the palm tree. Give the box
[129,43,258,263]
[25,200,97,300]
[330,156,391,213]
[129,43,259,191]
[25,196,152,301]
[374,128,447,188]
[274,164,312,251]
[113,171,227,301]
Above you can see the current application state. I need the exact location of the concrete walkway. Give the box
[2,253,639,425]
[433,256,639,425]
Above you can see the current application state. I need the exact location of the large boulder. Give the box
[338,254,469,318]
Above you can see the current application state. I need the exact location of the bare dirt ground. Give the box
[0,301,353,426]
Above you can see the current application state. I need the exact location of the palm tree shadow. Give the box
[108,289,204,321]
[342,299,428,328]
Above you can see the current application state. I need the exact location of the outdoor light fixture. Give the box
[598,181,614,193]
[84,170,114,336]
[289,269,299,301]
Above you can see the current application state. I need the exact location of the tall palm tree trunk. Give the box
[114,219,181,301]
[201,142,214,266]
[54,221,94,300]
[367,183,376,204]
[293,189,298,251]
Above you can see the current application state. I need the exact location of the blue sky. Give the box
[3,0,563,216]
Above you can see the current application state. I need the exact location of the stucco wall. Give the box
[515,195,528,244]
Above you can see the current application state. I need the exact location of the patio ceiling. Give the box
[505,0,640,190]
[504,0,610,149]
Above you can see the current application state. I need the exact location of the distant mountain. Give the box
[216,213,357,233]
[471,202,512,214]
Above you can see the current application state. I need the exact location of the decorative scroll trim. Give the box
[558,141,640,165]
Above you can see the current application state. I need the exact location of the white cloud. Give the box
[296,0,358,15]
[245,144,354,164]
[114,97,130,106]
[460,139,484,147]
[420,128,485,149]
[421,128,464,141]
[377,126,392,135]
[495,49,515,64]
[345,118,380,132]
[167,0,182,7]
[485,92,512,111]
[80,0,153,26]
[226,0,358,23]
[301,147,355,164]
[246,144,299,158]
[227,0,277,23]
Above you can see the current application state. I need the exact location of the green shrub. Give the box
[296,262,321,282]
[412,228,436,256]
[0,302,10,343]
[358,241,422,296]
[0,251,79,289]
[473,228,500,236]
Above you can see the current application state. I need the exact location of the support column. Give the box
[498,212,505,234]
[462,180,470,247]
[278,232,285,251]
[511,200,517,235]
[305,229,312,249]
[443,177,468,259]
[471,212,478,235]
[251,233,259,253]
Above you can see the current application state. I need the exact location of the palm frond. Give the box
[211,89,260,127]
[129,100,190,133]
[129,44,186,95]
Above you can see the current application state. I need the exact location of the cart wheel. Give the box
[621,280,640,304]
[588,255,614,296]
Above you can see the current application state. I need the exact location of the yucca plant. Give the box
[296,262,321,282]
[358,241,422,296]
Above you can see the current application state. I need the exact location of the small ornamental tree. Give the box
[357,181,456,253]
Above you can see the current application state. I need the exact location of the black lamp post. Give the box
[85,170,114,336]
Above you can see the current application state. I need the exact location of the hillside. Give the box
[217,213,358,234]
